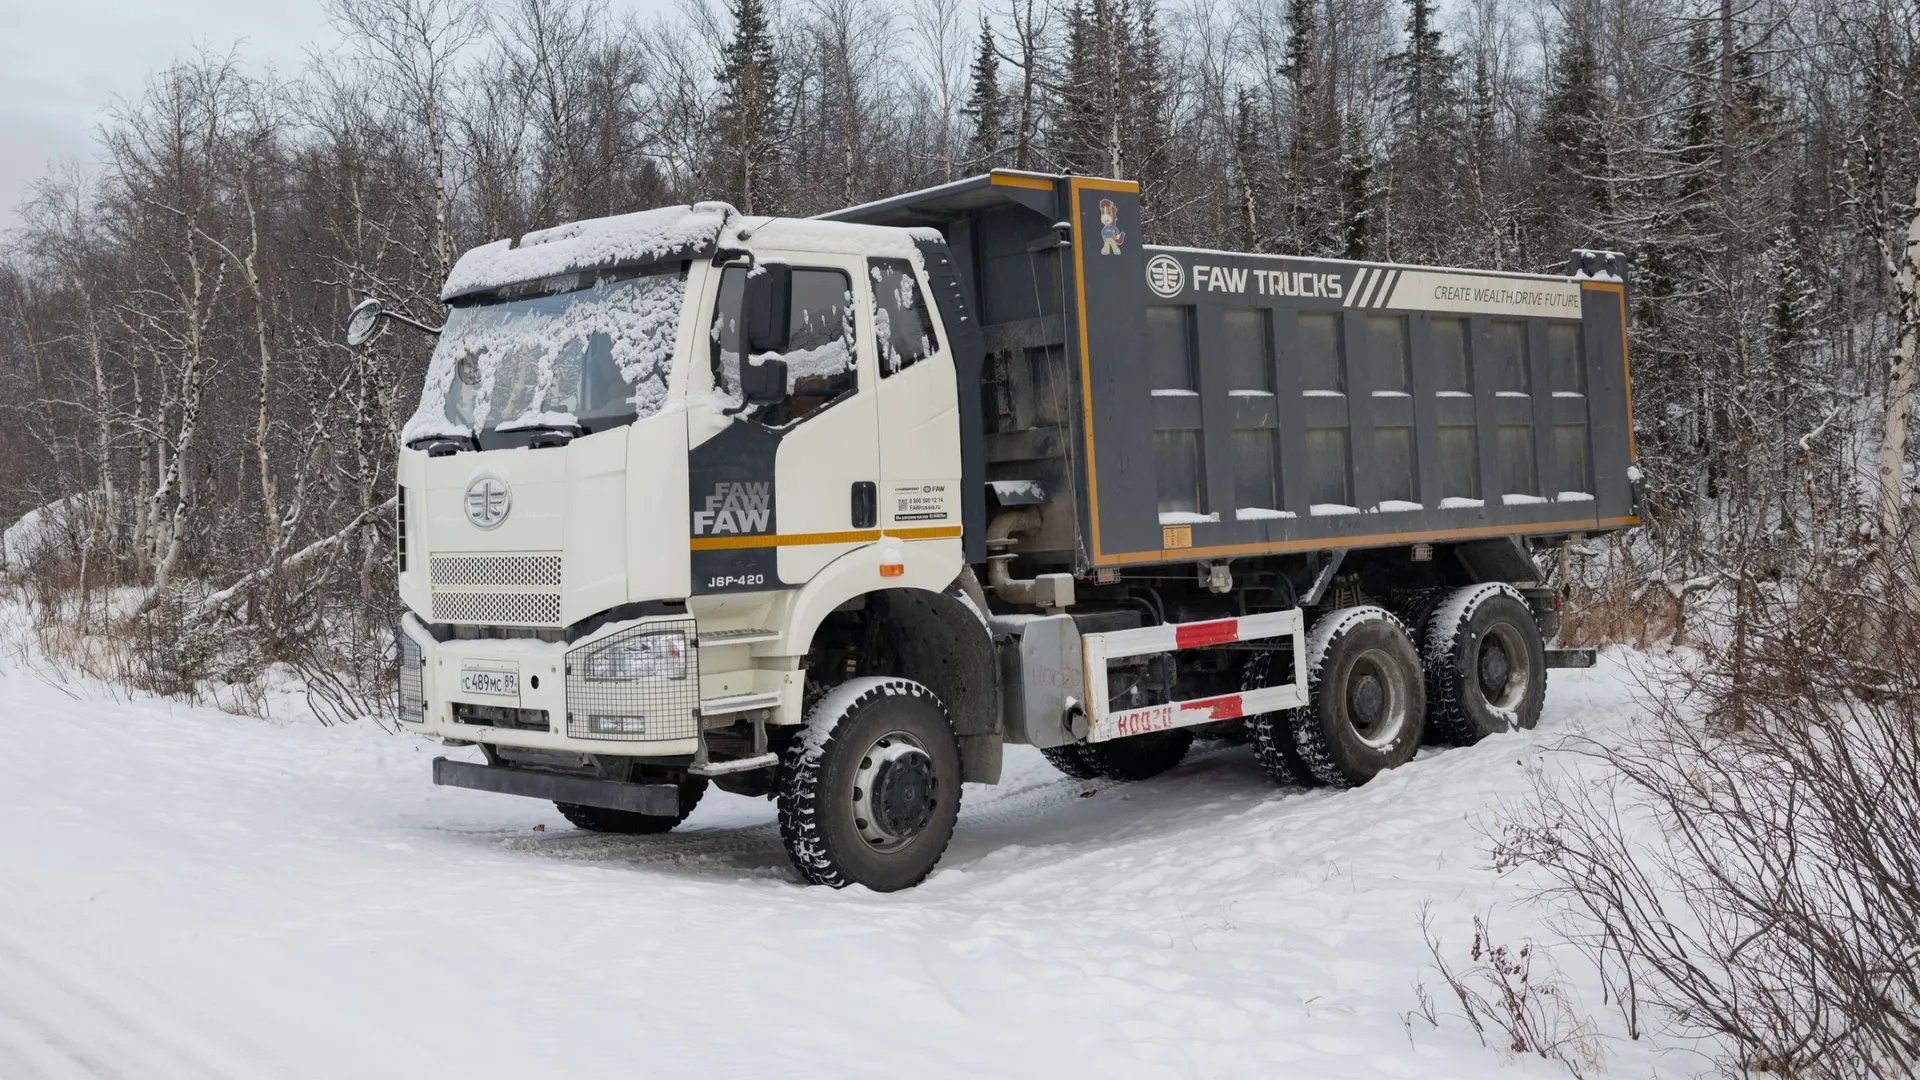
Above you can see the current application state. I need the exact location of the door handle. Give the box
[851,481,877,529]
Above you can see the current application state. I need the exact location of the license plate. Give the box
[461,668,519,697]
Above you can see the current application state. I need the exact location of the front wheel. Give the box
[556,776,707,834]
[777,677,963,891]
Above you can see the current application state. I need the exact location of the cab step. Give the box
[699,691,782,716]
[696,628,781,648]
[690,753,780,777]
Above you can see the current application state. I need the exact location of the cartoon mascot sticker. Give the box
[1098,198,1126,255]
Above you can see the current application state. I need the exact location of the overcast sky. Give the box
[0,0,672,237]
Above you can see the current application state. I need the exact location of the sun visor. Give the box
[442,201,738,301]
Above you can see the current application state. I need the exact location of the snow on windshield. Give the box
[402,269,686,444]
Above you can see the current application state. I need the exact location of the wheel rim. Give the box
[1345,648,1408,749]
[848,730,938,852]
[1476,623,1531,712]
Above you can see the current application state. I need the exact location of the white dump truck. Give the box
[352,171,1637,891]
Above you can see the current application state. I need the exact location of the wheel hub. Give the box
[1479,641,1511,697]
[850,733,937,851]
[1343,648,1409,749]
[872,755,936,837]
[1349,673,1385,724]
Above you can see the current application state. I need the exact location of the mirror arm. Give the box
[712,245,756,268]
[385,310,444,336]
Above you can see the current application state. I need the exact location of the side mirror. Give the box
[344,297,385,347]
[741,356,789,406]
[742,261,791,354]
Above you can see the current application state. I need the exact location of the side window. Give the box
[710,265,858,425]
[868,258,941,376]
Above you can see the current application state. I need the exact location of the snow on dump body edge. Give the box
[441,202,738,300]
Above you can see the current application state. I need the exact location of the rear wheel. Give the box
[555,776,707,834]
[1243,647,1319,788]
[777,677,962,891]
[1040,744,1103,780]
[1422,584,1546,745]
[1079,728,1193,781]
[1289,607,1426,787]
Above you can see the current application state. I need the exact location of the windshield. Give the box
[401,265,688,446]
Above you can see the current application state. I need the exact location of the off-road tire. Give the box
[1078,728,1193,781]
[777,677,962,891]
[555,777,707,834]
[1243,647,1319,788]
[1289,607,1427,787]
[1422,584,1546,745]
[1395,587,1451,651]
[1040,744,1103,780]
[1394,586,1453,743]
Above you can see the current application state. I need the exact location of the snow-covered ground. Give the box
[0,642,1679,1079]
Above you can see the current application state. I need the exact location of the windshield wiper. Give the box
[407,433,477,456]
[494,422,584,449]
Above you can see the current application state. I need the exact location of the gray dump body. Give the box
[826,171,1640,574]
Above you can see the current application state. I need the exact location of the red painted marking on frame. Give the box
[1179,693,1245,720]
[1174,619,1239,649]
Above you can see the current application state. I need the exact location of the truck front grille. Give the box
[432,591,563,625]
[430,554,562,588]
[428,552,564,626]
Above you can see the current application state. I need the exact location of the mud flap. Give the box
[1545,648,1597,669]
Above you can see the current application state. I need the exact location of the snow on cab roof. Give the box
[441,202,740,300]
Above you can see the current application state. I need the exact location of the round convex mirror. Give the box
[344,298,385,347]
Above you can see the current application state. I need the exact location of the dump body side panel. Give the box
[1064,184,1637,567]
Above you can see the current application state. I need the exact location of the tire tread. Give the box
[776,677,960,890]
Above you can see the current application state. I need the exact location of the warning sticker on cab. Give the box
[891,483,952,523]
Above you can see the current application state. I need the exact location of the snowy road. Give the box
[0,653,1661,1079]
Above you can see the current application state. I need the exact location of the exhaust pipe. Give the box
[985,507,1072,611]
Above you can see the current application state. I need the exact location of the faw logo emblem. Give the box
[1145,254,1184,298]
[464,474,511,530]
[694,482,771,535]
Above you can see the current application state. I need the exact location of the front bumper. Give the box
[397,612,799,758]
[432,757,683,814]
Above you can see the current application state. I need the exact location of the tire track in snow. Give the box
[0,931,236,1080]
[491,740,1299,885]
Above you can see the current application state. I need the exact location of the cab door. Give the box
[686,256,879,594]
[869,257,963,542]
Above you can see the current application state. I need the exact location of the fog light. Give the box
[588,714,647,736]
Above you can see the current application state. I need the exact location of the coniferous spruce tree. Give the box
[714,0,782,214]
[962,15,1007,169]
[1384,0,1463,260]
[1279,0,1339,256]
[1339,112,1377,260]
[1536,19,1611,241]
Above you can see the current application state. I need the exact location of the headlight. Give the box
[580,630,688,681]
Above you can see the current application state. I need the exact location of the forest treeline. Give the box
[0,0,1916,663]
